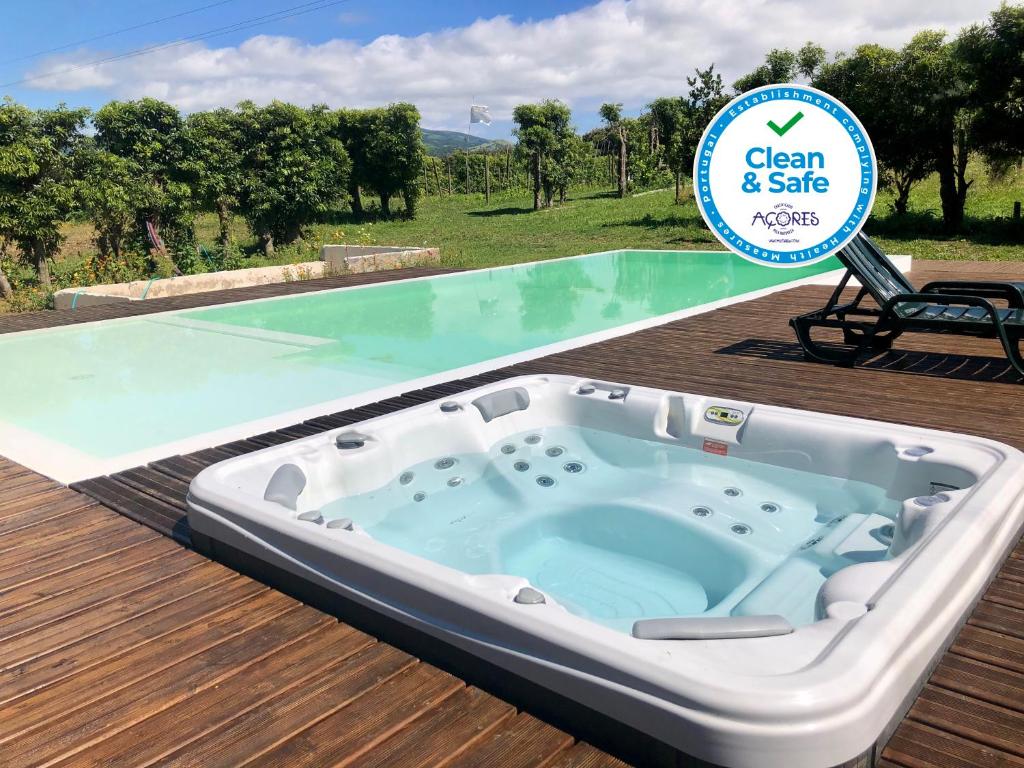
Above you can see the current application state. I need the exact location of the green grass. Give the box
[291,160,1023,270]
[869,160,1024,260]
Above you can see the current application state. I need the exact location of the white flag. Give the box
[470,105,491,125]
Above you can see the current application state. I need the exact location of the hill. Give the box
[421,128,511,156]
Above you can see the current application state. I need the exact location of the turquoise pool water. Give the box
[320,426,894,631]
[0,250,837,463]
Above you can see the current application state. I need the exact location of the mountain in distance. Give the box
[421,128,512,156]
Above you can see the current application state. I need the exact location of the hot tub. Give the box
[187,375,1024,768]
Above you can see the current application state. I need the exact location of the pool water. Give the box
[321,426,896,632]
[0,250,836,466]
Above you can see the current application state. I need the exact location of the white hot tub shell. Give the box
[187,375,1024,768]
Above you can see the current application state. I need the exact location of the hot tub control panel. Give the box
[704,405,746,427]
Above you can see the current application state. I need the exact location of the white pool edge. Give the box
[0,254,910,485]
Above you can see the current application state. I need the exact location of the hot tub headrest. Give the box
[264,463,307,510]
[632,615,794,640]
[472,387,530,423]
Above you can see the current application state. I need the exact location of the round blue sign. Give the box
[693,84,877,267]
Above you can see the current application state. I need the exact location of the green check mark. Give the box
[767,111,804,137]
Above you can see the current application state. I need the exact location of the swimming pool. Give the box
[0,249,847,482]
[187,374,1024,768]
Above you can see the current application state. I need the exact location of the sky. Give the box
[0,0,1005,138]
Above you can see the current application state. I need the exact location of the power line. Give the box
[1,0,244,66]
[3,0,352,89]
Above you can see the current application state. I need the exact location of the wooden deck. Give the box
[3,260,1024,767]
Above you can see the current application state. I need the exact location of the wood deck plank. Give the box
[44,622,375,768]
[546,742,634,768]
[929,654,1024,712]
[110,466,192,511]
[0,559,237,669]
[72,475,189,544]
[0,538,189,634]
[0,501,113,553]
[320,685,514,768]
[883,719,1024,768]
[443,711,575,768]
[156,643,416,768]
[952,625,1024,675]
[0,589,299,742]
[0,514,156,591]
[0,490,97,535]
[4,606,341,767]
[240,663,464,767]
[969,600,1024,640]
[908,685,1024,758]
[0,487,88,524]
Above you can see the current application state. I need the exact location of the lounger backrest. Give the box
[836,233,916,304]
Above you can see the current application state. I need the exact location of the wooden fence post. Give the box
[485,154,491,203]
[432,158,443,196]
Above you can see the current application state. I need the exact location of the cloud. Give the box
[21,0,1000,131]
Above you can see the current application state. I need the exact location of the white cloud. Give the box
[22,0,1000,131]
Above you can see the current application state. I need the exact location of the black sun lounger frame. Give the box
[790,233,1024,378]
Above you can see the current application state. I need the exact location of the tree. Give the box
[334,108,372,216]
[733,43,825,92]
[0,101,88,288]
[364,104,425,217]
[547,132,589,203]
[733,49,798,93]
[0,237,13,299]
[75,147,150,264]
[333,104,424,218]
[599,103,628,197]
[234,101,349,255]
[903,31,973,232]
[814,43,935,215]
[648,97,688,202]
[512,100,573,210]
[93,98,194,267]
[796,43,827,80]
[183,108,243,248]
[958,4,1024,172]
[677,65,729,185]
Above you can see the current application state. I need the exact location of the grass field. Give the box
[1,162,1021,313]
[253,159,1023,269]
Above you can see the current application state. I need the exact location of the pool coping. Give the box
[0,252,910,485]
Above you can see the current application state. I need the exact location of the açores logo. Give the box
[693,84,876,267]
